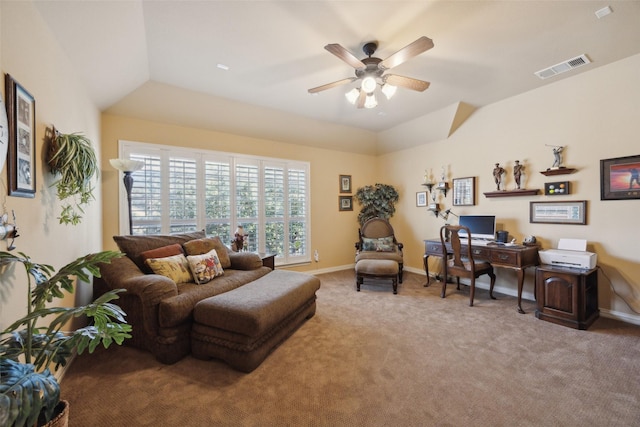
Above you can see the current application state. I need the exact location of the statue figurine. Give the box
[233,225,245,251]
[493,163,505,191]
[546,145,564,169]
[513,160,524,190]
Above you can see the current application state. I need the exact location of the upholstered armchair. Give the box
[355,218,404,283]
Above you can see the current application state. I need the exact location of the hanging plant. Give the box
[354,183,399,226]
[47,129,99,225]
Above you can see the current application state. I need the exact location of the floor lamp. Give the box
[110,159,144,235]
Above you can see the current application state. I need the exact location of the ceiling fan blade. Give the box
[325,44,366,69]
[384,74,431,92]
[379,36,434,70]
[308,77,357,94]
[356,89,367,109]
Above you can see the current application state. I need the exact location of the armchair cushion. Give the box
[145,254,194,284]
[114,230,206,271]
[361,236,395,252]
[186,249,225,284]
[140,244,185,274]
[183,236,231,268]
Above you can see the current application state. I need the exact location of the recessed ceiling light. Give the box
[216,63,230,71]
[595,6,613,19]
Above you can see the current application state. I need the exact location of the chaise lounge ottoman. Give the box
[191,269,321,372]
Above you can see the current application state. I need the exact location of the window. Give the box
[118,141,310,266]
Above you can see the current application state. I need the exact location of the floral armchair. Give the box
[355,218,404,283]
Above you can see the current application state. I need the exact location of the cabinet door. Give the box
[537,270,577,320]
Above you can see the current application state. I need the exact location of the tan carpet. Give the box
[61,270,640,426]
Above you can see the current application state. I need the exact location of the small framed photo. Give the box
[600,155,640,200]
[339,175,352,193]
[452,177,476,206]
[339,196,353,211]
[530,200,587,225]
[5,74,36,198]
[416,191,427,207]
[544,181,570,196]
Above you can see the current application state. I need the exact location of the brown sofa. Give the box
[94,230,272,364]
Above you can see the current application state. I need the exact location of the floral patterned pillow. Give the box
[186,249,224,284]
[361,236,395,252]
[145,254,193,284]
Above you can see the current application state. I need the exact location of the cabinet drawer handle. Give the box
[497,254,509,260]
[473,249,482,255]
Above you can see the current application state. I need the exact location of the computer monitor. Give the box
[458,215,496,240]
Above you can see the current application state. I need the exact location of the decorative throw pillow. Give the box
[186,249,224,284]
[140,244,185,274]
[361,236,395,252]
[145,254,193,284]
[183,236,231,268]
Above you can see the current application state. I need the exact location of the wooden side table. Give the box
[258,252,276,270]
[535,264,599,330]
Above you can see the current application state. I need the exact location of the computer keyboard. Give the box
[470,239,494,246]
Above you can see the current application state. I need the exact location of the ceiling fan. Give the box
[308,36,434,109]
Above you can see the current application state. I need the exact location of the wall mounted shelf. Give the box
[540,168,577,176]
[483,189,540,198]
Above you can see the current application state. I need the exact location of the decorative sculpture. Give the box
[492,163,505,191]
[513,160,524,189]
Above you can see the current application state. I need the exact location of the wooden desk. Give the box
[423,239,539,314]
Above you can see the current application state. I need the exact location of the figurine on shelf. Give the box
[546,144,564,169]
[493,163,505,191]
[513,160,524,189]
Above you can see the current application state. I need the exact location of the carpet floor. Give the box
[61,270,640,426]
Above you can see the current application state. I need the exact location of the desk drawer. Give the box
[425,242,443,255]
[469,247,491,260]
[491,250,518,265]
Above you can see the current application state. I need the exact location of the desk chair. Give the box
[440,225,496,306]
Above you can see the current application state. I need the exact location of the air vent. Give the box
[534,54,591,80]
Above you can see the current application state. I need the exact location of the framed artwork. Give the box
[5,74,36,198]
[339,174,352,193]
[452,176,476,206]
[530,200,587,225]
[339,196,353,211]
[600,155,640,200]
[544,181,570,196]
[416,191,427,207]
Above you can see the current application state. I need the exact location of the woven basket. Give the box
[43,400,69,427]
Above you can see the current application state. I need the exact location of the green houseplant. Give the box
[47,130,99,225]
[354,183,400,226]
[0,250,131,427]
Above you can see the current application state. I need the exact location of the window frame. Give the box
[116,140,311,266]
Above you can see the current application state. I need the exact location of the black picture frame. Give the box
[600,155,640,200]
[544,181,570,196]
[339,175,351,193]
[5,74,36,198]
[452,176,476,206]
[339,196,353,211]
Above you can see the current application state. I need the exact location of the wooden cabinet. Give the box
[535,265,599,330]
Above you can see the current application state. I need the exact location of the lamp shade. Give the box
[110,158,144,172]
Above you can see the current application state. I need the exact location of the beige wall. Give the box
[100,114,378,273]
[0,2,104,329]
[380,53,640,322]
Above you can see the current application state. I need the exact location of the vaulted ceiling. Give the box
[33,1,640,154]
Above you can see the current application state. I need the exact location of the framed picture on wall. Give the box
[339,175,352,193]
[5,74,36,198]
[452,177,476,206]
[530,200,587,225]
[600,155,640,200]
[339,196,353,211]
[416,191,427,207]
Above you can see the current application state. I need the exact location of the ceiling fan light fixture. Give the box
[364,93,378,109]
[361,76,377,94]
[345,88,360,104]
[381,83,397,100]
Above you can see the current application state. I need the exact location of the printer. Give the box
[539,238,597,269]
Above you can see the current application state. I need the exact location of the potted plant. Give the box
[47,129,99,225]
[354,183,400,226]
[0,250,131,426]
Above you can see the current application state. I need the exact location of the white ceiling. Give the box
[33,1,640,153]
